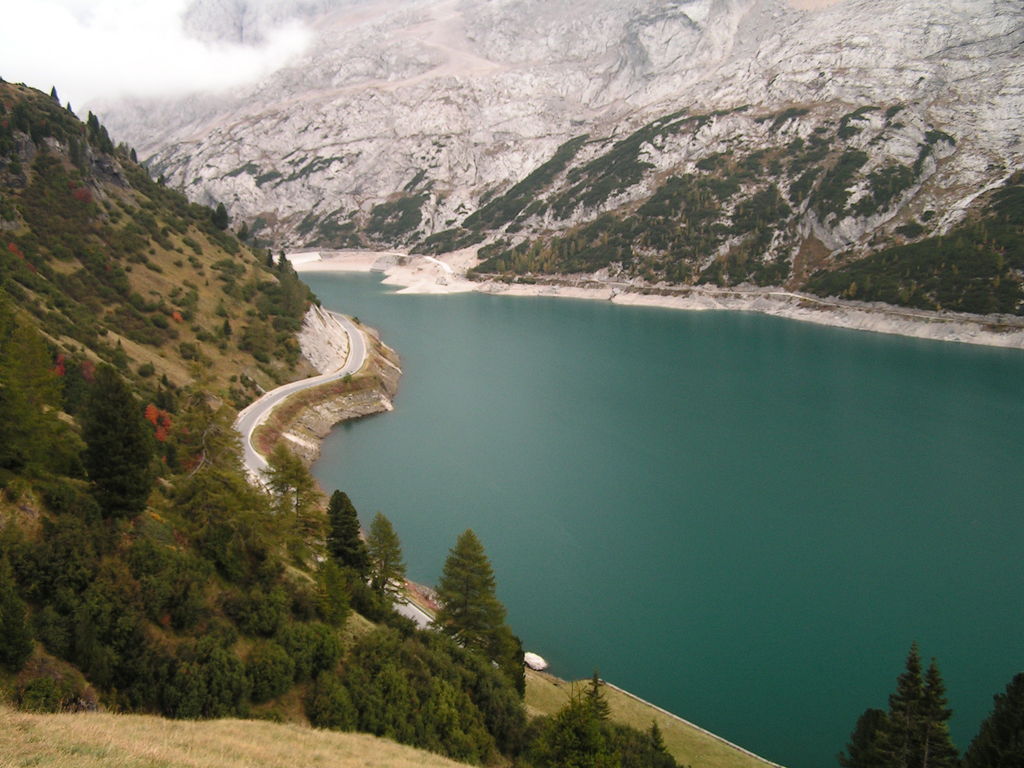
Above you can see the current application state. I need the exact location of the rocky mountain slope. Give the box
[100,0,1024,312]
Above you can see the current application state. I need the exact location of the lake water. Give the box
[302,272,1023,768]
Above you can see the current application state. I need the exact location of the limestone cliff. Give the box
[99,0,1022,256]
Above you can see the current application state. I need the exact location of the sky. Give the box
[0,0,313,109]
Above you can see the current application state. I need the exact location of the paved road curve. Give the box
[234,309,367,480]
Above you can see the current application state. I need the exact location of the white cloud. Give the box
[0,0,312,109]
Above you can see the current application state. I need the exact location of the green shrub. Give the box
[307,672,357,730]
[18,677,67,712]
[277,622,342,683]
[247,640,295,703]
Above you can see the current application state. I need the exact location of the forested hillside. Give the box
[450,109,1024,317]
[0,82,682,768]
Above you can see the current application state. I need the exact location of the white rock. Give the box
[524,652,549,671]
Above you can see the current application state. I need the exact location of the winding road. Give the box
[233,306,436,631]
[234,309,367,480]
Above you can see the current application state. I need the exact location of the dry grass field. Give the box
[0,705,470,768]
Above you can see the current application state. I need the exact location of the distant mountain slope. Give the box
[462,110,1024,315]
[99,0,1024,313]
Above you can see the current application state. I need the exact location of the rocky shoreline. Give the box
[293,249,1024,351]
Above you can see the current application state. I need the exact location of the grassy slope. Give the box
[0,671,771,768]
[0,705,470,768]
[0,81,313,407]
[525,670,779,768]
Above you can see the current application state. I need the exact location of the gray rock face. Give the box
[99,0,1024,250]
[180,0,355,45]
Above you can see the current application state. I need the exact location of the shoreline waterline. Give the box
[290,249,1024,350]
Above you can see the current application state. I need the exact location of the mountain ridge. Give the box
[98,0,1024,312]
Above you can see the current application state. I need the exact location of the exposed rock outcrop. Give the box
[99,0,1023,257]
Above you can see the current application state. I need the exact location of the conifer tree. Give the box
[264,442,321,531]
[326,490,369,576]
[82,365,154,518]
[530,690,611,768]
[0,555,33,672]
[844,645,961,768]
[920,659,958,768]
[175,388,243,475]
[880,643,926,768]
[434,529,506,653]
[212,202,229,230]
[963,672,1024,768]
[585,670,610,722]
[649,721,669,758]
[318,559,350,627]
[839,708,888,768]
[365,512,406,602]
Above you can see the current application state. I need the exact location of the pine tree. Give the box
[585,670,610,722]
[212,202,229,230]
[489,622,526,695]
[365,512,406,602]
[649,721,668,757]
[318,559,350,628]
[880,643,926,768]
[264,442,321,531]
[920,659,958,768]
[963,672,1024,768]
[434,529,506,653]
[839,708,888,768]
[49,85,59,103]
[530,690,611,768]
[849,645,961,768]
[82,365,154,518]
[175,388,243,475]
[326,490,369,576]
[0,556,33,672]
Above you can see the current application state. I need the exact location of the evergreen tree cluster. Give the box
[839,644,1022,768]
[527,673,677,768]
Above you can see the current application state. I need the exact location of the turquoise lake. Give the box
[302,272,1023,768]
